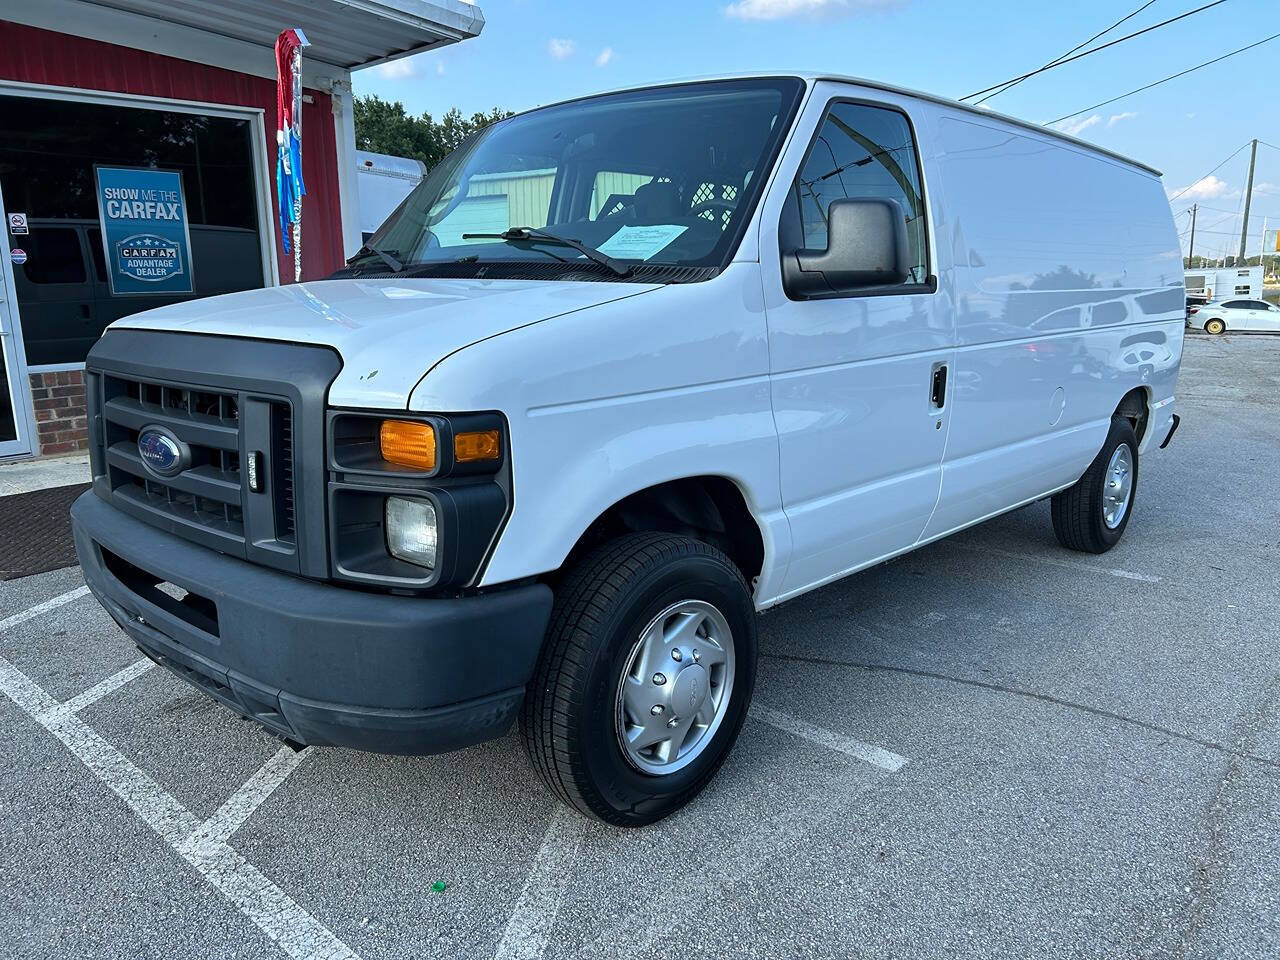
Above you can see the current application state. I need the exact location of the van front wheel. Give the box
[521,533,757,826]
[1051,416,1139,554]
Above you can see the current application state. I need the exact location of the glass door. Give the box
[0,185,35,459]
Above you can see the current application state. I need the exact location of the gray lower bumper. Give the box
[70,491,553,755]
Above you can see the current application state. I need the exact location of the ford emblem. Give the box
[137,427,187,477]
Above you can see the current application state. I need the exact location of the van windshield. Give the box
[349,78,804,281]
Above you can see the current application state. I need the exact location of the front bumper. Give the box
[71,491,553,755]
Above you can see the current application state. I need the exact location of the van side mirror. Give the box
[782,197,910,297]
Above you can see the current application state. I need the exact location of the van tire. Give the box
[1051,416,1139,554]
[521,533,757,826]
[1204,318,1226,335]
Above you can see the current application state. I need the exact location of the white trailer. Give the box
[356,150,427,241]
[1184,266,1263,303]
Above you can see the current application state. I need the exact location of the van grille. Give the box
[98,372,294,559]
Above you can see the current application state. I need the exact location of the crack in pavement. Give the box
[760,651,1280,772]
[1169,679,1278,960]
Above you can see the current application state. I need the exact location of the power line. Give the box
[973,0,1160,105]
[961,0,1231,101]
[1180,202,1254,215]
[1189,227,1255,235]
[1166,141,1252,202]
[1048,32,1280,124]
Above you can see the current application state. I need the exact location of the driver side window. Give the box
[793,102,928,284]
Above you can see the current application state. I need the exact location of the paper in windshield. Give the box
[596,225,688,261]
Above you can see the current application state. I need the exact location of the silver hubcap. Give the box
[1103,444,1134,529]
[615,600,735,775]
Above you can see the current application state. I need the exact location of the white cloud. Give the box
[1255,182,1279,197]
[374,57,416,79]
[547,38,576,60]
[1106,111,1137,127]
[725,0,906,21]
[1172,175,1232,201]
[1053,114,1100,137]
[595,46,615,67]
[436,61,446,76]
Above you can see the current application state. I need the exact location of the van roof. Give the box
[519,73,1163,179]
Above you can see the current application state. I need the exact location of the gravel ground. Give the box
[1,332,1276,960]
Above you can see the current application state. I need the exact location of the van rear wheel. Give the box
[521,533,757,826]
[1051,416,1139,554]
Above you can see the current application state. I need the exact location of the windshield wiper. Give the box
[461,227,631,277]
[347,242,404,273]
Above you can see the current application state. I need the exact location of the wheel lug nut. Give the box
[666,716,680,728]
[650,704,664,716]
[671,649,683,662]
[692,649,700,663]
[652,673,667,685]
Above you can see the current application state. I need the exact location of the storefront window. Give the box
[0,95,266,366]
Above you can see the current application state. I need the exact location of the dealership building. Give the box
[0,0,483,461]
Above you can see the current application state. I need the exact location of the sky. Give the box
[352,0,1280,259]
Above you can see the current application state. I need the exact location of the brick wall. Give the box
[29,371,89,455]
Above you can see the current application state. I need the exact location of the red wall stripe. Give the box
[0,20,345,281]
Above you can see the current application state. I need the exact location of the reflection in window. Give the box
[794,103,927,284]
[0,95,259,230]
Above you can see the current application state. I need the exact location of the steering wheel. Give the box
[690,199,737,223]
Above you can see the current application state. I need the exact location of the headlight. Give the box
[385,496,437,569]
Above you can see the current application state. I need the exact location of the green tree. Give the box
[353,95,512,170]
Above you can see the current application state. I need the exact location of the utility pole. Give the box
[1188,203,1197,266]
[1238,138,1258,262]
[1263,216,1272,279]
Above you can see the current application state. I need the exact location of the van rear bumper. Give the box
[70,491,553,755]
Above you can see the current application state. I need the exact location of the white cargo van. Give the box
[71,75,1184,825]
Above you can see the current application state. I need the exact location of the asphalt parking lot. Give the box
[2,332,1277,960]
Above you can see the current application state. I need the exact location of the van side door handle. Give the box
[930,362,948,409]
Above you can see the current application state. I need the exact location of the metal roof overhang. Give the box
[80,0,485,69]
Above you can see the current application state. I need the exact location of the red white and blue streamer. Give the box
[275,28,309,281]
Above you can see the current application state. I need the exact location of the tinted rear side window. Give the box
[20,227,85,284]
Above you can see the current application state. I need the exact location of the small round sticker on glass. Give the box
[10,248,27,266]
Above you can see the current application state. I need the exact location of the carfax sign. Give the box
[94,166,194,295]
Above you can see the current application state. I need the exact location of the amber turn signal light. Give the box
[380,420,436,470]
[454,429,501,463]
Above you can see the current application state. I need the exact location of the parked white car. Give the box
[71,74,1183,825]
[1193,298,1280,334]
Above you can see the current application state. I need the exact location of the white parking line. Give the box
[493,805,585,960]
[42,658,155,720]
[751,702,909,772]
[196,746,312,847]
[496,705,909,960]
[0,602,359,960]
[578,727,905,958]
[0,585,90,634]
[947,542,1162,583]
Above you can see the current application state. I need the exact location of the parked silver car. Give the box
[1190,298,1280,335]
